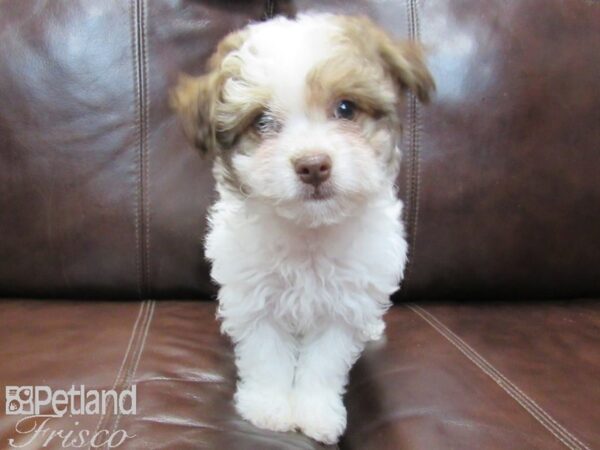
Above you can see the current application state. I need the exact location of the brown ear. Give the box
[169,30,247,154]
[338,16,435,103]
[170,72,219,154]
[378,39,435,103]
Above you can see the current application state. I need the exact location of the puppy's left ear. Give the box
[378,39,435,104]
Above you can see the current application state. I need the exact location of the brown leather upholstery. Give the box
[344,302,600,450]
[1,0,599,449]
[1,300,598,449]
[400,0,600,300]
[0,0,268,299]
[2,0,599,300]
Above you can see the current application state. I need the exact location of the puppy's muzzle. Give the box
[293,154,332,188]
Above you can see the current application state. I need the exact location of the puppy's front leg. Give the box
[293,323,364,444]
[232,319,297,432]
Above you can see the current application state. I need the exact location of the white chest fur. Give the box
[205,193,407,338]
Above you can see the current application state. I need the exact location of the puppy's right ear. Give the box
[170,72,219,155]
[170,30,247,155]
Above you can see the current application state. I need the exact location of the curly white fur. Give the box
[206,187,406,443]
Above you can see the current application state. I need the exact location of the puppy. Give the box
[172,13,434,444]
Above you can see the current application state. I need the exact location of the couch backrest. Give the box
[1,0,599,300]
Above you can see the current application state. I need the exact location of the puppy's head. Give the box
[171,14,434,227]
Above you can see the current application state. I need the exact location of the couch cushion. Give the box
[397,0,600,300]
[1,300,598,449]
[343,302,600,450]
[0,299,332,450]
[0,0,268,299]
[2,0,600,301]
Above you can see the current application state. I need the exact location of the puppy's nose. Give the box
[294,154,332,187]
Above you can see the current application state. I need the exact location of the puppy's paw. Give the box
[293,390,346,444]
[363,320,386,341]
[235,384,294,433]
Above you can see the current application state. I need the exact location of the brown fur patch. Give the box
[169,30,249,155]
[169,72,217,153]
[306,54,396,119]
[208,30,248,71]
[215,86,272,150]
[334,16,435,103]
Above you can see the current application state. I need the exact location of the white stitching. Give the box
[88,301,147,450]
[140,0,151,298]
[130,0,149,297]
[106,300,156,448]
[401,0,423,286]
[408,304,591,450]
[129,0,143,299]
[410,0,422,272]
[265,0,275,19]
[409,304,590,450]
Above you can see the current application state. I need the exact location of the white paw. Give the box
[235,384,294,432]
[363,320,386,341]
[292,390,347,444]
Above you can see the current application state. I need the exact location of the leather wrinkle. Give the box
[407,304,591,450]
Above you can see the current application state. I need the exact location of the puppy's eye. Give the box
[253,113,269,130]
[253,112,281,135]
[334,100,357,120]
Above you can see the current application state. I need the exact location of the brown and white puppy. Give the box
[172,13,433,444]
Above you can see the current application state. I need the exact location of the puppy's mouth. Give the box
[302,185,334,202]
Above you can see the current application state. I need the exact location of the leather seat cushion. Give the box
[1,300,598,449]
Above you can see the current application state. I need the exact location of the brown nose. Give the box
[293,154,332,187]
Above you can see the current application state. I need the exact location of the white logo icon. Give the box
[5,386,34,415]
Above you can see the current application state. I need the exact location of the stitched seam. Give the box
[407,304,590,450]
[140,0,151,299]
[409,304,589,450]
[100,300,153,449]
[264,0,275,19]
[402,0,423,286]
[105,300,156,449]
[130,0,143,299]
[88,301,148,450]
[131,0,150,298]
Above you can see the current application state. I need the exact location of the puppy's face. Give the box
[172,14,434,227]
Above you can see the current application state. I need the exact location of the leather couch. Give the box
[1,1,599,449]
